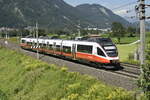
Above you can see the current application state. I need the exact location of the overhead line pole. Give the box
[78,20,81,37]
[36,22,39,59]
[139,0,146,67]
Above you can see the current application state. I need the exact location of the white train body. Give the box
[20,37,119,65]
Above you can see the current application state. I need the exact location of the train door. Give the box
[72,44,76,59]
[94,46,108,64]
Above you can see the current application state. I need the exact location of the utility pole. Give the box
[5,28,8,39]
[78,21,81,37]
[139,0,146,67]
[36,22,39,59]
[33,27,36,38]
[135,1,146,85]
[87,26,90,36]
[97,24,99,34]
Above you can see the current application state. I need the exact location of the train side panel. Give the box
[20,38,119,65]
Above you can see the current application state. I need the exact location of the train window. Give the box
[49,44,53,50]
[63,46,71,53]
[43,44,47,49]
[56,45,61,51]
[32,41,35,46]
[77,45,93,54]
[27,42,32,45]
[106,51,118,57]
[22,40,26,43]
[39,43,41,46]
[97,47,106,57]
[35,43,37,46]
[39,43,43,48]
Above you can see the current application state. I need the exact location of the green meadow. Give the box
[0,47,134,100]
[117,44,138,61]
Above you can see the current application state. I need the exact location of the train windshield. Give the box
[106,51,118,57]
[85,37,118,57]
[97,38,118,57]
[96,38,114,46]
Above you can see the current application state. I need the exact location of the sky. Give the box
[64,0,137,13]
[64,0,135,8]
[64,0,150,22]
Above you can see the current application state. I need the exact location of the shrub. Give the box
[138,62,150,100]
[61,67,68,72]
[106,88,134,100]
[146,42,150,60]
[0,89,7,100]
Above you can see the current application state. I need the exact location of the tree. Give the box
[111,22,126,43]
[146,41,150,60]
[38,29,46,36]
[127,26,136,37]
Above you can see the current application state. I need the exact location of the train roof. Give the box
[21,37,98,45]
[21,36,115,46]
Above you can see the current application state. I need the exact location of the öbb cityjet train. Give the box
[20,37,120,67]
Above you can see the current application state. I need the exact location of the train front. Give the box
[97,38,120,65]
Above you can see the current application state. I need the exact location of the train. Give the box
[20,36,120,68]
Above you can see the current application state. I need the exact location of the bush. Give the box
[0,89,7,100]
[146,42,150,60]
[138,62,150,100]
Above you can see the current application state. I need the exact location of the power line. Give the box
[112,1,137,10]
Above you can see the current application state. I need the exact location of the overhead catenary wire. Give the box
[112,1,138,11]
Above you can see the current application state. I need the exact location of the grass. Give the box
[112,37,139,44]
[116,32,150,62]
[7,37,20,44]
[0,47,134,100]
[117,44,138,62]
[101,34,140,62]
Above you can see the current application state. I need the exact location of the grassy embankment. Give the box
[117,44,138,62]
[8,37,20,44]
[116,32,150,62]
[111,37,140,63]
[113,37,139,62]
[0,47,134,100]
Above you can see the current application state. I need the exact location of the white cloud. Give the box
[114,9,127,15]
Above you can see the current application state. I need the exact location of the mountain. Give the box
[76,4,130,28]
[0,0,82,29]
[132,21,150,31]
[0,0,129,30]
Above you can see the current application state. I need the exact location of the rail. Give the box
[111,63,141,79]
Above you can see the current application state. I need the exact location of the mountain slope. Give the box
[0,0,129,29]
[76,4,129,28]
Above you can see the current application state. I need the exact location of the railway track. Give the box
[118,63,141,78]
[0,39,139,90]
[121,63,140,69]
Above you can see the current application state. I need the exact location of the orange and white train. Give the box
[20,37,120,67]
